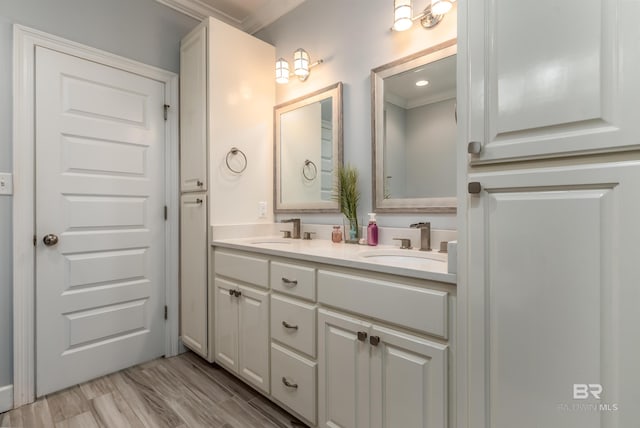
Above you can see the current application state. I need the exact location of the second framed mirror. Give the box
[372,39,457,213]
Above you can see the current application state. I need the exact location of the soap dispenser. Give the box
[367,213,379,246]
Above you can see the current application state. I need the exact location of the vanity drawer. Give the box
[271,295,316,358]
[317,270,448,338]
[271,343,317,425]
[214,250,269,289]
[271,261,316,301]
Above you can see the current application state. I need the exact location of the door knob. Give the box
[369,335,380,346]
[196,180,203,187]
[467,141,482,154]
[468,182,482,194]
[43,234,59,246]
[357,331,368,342]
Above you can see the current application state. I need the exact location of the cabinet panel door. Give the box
[370,325,447,428]
[468,0,640,163]
[318,309,371,428]
[238,285,270,394]
[468,163,640,428]
[180,194,208,357]
[214,278,238,372]
[180,24,207,192]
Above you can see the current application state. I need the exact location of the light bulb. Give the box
[431,0,452,15]
[293,48,310,77]
[275,58,289,84]
[393,0,413,31]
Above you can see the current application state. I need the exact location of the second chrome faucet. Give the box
[281,218,301,239]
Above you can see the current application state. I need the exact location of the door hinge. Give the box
[33,235,37,247]
[164,205,168,221]
[164,305,168,320]
[163,104,170,121]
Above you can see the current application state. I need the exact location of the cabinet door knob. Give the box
[468,182,482,194]
[357,331,368,342]
[467,141,482,154]
[282,321,299,330]
[228,289,235,296]
[196,198,203,204]
[369,335,380,346]
[281,277,298,286]
[197,180,204,187]
[282,377,298,389]
[234,290,242,297]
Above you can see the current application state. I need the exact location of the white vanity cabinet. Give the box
[459,1,640,427]
[211,245,456,428]
[213,251,270,394]
[318,271,449,428]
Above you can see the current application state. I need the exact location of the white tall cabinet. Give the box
[459,1,640,427]
[179,17,274,361]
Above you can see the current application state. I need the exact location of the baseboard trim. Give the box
[0,385,13,413]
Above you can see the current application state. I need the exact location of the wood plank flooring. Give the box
[0,352,307,428]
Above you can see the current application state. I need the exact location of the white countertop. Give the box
[211,236,457,284]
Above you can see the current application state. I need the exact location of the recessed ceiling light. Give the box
[415,80,429,87]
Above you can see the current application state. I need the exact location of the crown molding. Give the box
[156,0,304,33]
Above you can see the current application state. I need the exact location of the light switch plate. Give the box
[0,173,13,195]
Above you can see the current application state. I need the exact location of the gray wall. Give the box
[0,0,197,389]
[257,0,457,228]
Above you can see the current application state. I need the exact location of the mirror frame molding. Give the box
[274,82,343,213]
[371,39,457,213]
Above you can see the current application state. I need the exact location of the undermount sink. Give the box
[357,249,447,271]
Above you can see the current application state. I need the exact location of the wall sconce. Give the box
[392,0,455,31]
[275,48,323,84]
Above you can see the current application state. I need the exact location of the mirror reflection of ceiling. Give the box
[384,55,456,109]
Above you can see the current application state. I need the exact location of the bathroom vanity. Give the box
[206,237,456,427]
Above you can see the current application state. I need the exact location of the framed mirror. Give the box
[372,39,457,213]
[275,82,343,213]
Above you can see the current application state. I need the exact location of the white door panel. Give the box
[35,46,165,396]
[214,278,239,370]
[468,162,640,427]
[318,309,371,428]
[370,325,448,428]
[237,285,270,394]
[468,0,640,163]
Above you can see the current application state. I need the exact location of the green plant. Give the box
[334,164,360,232]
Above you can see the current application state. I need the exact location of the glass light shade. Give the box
[431,0,452,15]
[393,0,413,31]
[293,48,310,77]
[275,58,289,84]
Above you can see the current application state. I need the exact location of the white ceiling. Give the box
[156,0,305,33]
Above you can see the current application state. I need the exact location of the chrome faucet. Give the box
[410,222,431,251]
[281,218,301,239]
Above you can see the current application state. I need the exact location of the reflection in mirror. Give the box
[275,82,342,212]
[372,39,457,213]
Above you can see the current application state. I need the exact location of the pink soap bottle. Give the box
[367,213,378,246]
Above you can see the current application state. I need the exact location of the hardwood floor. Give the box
[0,352,307,428]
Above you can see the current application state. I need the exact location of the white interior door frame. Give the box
[12,24,180,408]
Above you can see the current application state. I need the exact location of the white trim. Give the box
[0,385,13,413]
[12,24,180,407]
[155,0,305,34]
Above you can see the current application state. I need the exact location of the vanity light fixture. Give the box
[392,0,455,31]
[275,48,324,84]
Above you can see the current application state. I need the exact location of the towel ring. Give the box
[225,147,247,174]
[302,159,318,181]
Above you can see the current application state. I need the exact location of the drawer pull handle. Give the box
[357,331,368,342]
[369,335,380,346]
[282,377,298,389]
[282,321,299,330]
[281,277,298,286]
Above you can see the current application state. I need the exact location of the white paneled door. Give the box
[35,46,166,396]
